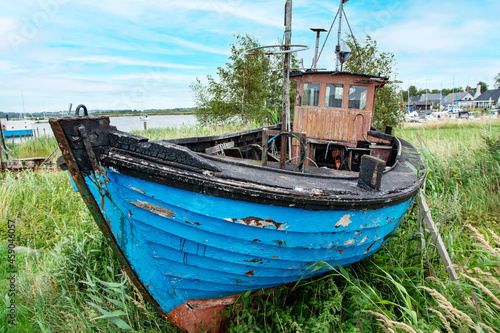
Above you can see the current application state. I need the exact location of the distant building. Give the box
[443,92,474,108]
[471,89,500,109]
[409,93,442,111]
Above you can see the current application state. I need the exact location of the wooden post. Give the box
[418,192,458,281]
[280,0,292,170]
[144,121,147,130]
[261,128,268,166]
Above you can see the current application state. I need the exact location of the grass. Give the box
[0,119,499,332]
[6,136,58,159]
[129,121,261,141]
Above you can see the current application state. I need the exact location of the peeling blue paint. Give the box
[84,167,413,314]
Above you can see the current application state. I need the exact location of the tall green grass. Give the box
[130,121,260,141]
[0,170,177,333]
[0,119,499,332]
[7,136,58,159]
[0,171,91,249]
[397,119,500,219]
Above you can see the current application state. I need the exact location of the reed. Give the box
[130,121,260,141]
[7,136,58,159]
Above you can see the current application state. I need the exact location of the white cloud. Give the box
[66,56,206,70]
[0,16,20,50]
[0,59,27,73]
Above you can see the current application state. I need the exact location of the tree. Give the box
[478,81,489,94]
[344,36,403,128]
[191,35,293,125]
[408,85,418,97]
[417,88,430,96]
[442,88,452,96]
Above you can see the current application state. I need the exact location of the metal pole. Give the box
[335,0,344,71]
[311,28,327,70]
[281,0,292,169]
[0,120,4,163]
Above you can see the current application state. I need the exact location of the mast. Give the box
[281,0,292,169]
[335,0,349,71]
[335,0,351,71]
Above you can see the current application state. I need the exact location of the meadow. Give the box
[0,119,499,332]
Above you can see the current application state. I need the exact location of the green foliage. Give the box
[8,136,58,159]
[191,34,295,125]
[343,36,403,129]
[408,85,418,98]
[130,122,259,141]
[403,85,417,101]
[478,81,489,94]
[483,134,500,162]
[398,120,500,216]
[0,170,92,248]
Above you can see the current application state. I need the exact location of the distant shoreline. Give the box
[92,110,196,117]
[0,108,196,119]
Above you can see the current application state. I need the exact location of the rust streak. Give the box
[130,200,176,218]
[130,186,146,194]
[244,259,262,263]
[364,242,376,254]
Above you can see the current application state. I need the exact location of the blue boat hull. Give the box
[85,167,412,314]
[2,129,33,138]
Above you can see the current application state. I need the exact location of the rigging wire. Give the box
[316,4,366,73]
[315,8,340,66]
[342,7,366,74]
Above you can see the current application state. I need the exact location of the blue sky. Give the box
[1,0,499,113]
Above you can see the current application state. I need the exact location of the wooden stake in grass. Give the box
[418,192,458,280]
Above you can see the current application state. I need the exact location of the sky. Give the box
[1,0,499,114]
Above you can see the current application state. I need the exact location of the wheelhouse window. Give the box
[302,83,320,107]
[348,85,367,109]
[325,84,344,108]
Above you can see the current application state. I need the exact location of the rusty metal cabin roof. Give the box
[290,70,389,81]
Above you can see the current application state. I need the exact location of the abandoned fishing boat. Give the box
[50,1,425,331]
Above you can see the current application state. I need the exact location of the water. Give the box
[5,114,198,144]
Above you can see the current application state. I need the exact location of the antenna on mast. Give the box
[310,28,327,70]
[335,0,351,71]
